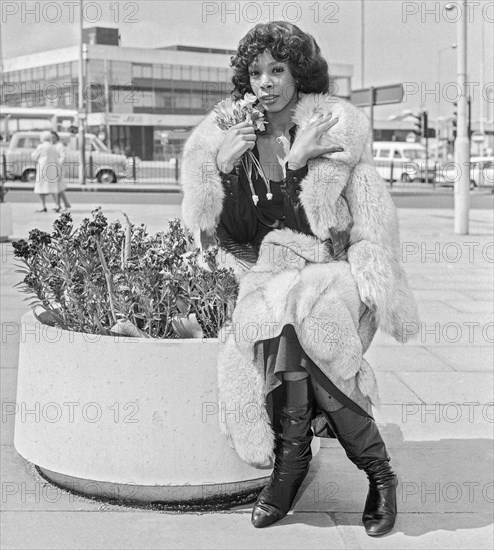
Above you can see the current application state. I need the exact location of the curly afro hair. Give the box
[230,21,330,99]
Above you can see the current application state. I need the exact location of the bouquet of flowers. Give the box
[213,93,272,205]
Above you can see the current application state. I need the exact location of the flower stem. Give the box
[95,238,118,326]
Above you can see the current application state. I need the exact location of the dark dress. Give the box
[216,126,370,432]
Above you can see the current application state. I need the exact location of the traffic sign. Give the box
[350,84,404,107]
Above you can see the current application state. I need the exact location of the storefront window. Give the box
[57,63,70,78]
[45,64,57,80]
[190,66,200,80]
[138,91,155,108]
[190,93,203,109]
[161,65,172,79]
[152,65,162,79]
[209,67,219,81]
[33,67,45,81]
[157,90,173,108]
[182,65,191,80]
[175,93,191,108]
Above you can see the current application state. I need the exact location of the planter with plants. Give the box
[12,208,274,508]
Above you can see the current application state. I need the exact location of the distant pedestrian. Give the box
[31,131,59,213]
[51,132,71,212]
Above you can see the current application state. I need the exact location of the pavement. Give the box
[1,197,493,549]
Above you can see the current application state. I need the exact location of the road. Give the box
[5,188,494,209]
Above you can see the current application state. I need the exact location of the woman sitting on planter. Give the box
[181,21,418,536]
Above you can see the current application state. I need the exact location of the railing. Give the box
[0,152,182,186]
[123,156,180,185]
[372,158,438,187]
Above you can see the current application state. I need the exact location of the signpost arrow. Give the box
[350,84,404,107]
[350,84,404,145]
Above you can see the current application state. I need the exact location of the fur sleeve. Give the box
[180,112,226,235]
[345,149,419,342]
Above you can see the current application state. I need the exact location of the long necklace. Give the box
[241,151,272,206]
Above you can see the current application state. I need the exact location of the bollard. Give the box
[175,157,179,183]
[132,154,137,182]
[389,160,394,188]
[2,153,7,183]
[88,155,94,181]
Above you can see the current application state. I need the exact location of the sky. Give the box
[1,0,493,124]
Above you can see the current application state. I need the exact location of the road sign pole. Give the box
[369,87,375,144]
[424,112,429,185]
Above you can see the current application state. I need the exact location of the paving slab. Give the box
[332,513,494,549]
[374,372,424,405]
[1,368,18,445]
[0,510,342,550]
[426,345,494,371]
[366,346,453,372]
[396,372,494,404]
[0,447,104,513]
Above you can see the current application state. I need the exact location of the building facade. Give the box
[2,27,353,160]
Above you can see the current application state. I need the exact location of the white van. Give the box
[372,141,436,183]
[5,131,127,184]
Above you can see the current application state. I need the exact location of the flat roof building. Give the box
[2,27,354,159]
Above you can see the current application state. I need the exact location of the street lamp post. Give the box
[360,0,365,88]
[78,0,86,185]
[446,1,470,234]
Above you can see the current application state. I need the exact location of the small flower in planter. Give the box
[12,239,30,260]
[12,209,239,340]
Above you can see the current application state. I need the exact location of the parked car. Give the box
[435,156,494,190]
[4,131,127,184]
[372,141,436,183]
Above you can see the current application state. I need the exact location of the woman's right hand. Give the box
[216,121,256,173]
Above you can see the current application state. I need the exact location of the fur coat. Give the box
[181,93,419,468]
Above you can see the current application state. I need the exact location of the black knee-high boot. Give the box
[324,407,397,537]
[251,378,314,528]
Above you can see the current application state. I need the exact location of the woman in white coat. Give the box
[31,130,60,212]
[51,132,71,212]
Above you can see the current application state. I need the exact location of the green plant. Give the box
[12,208,239,339]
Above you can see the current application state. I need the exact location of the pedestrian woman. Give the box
[181,21,418,536]
[31,130,59,212]
[51,131,71,212]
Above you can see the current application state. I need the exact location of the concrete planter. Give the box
[14,311,320,508]
[0,202,13,242]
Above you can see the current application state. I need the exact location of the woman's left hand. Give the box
[287,113,343,170]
